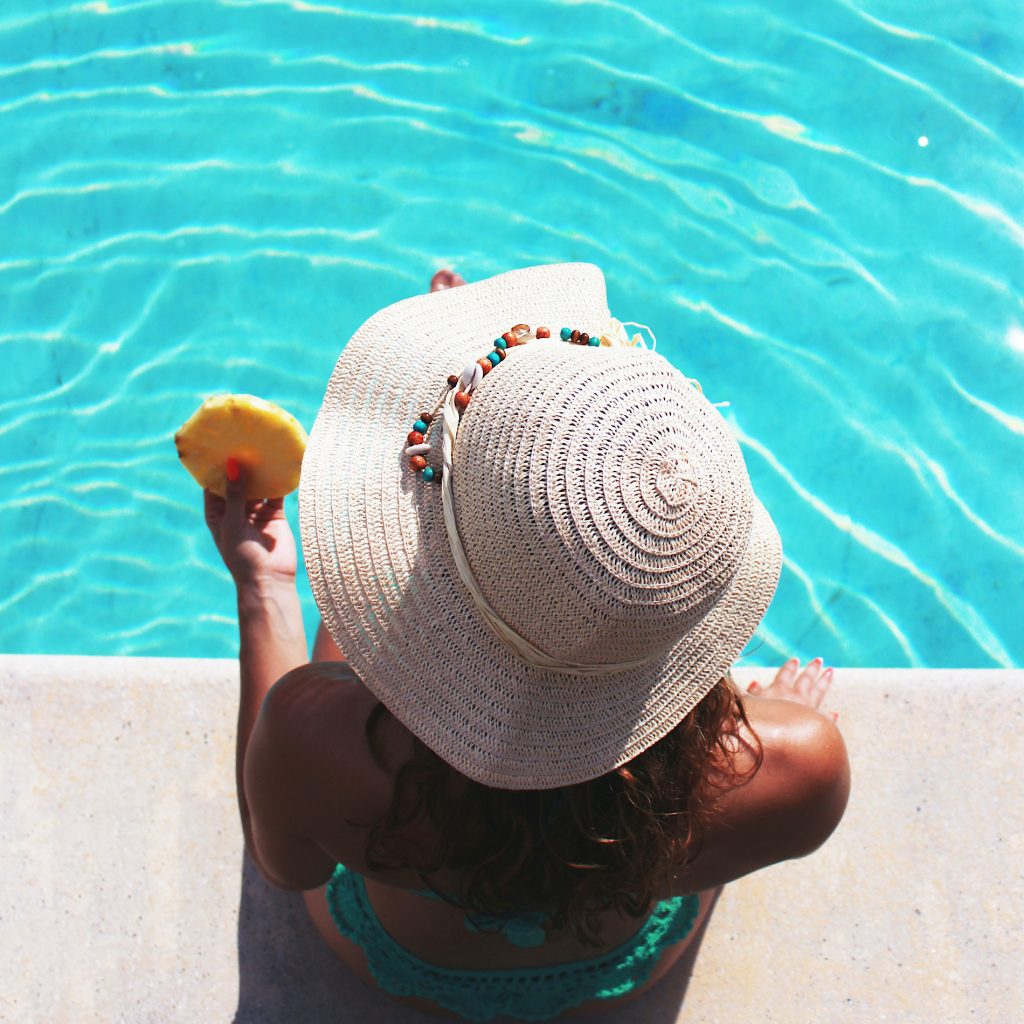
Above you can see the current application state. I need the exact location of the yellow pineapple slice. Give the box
[174,393,307,499]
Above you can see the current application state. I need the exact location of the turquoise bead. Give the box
[421,466,435,482]
[588,336,600,346]
[487,351,501,365]
[560,327,572,341]
[413,419,428,433]
[494,338,507,350]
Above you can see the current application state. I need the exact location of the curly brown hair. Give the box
[360,676,761,946]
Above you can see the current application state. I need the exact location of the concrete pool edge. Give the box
[2,657,1021,1023]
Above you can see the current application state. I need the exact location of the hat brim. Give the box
[300,264,782,789]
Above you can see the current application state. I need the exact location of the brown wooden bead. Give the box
[455,391,471,410]
[408,430,424,445]
[579,332,589,344]
[419,412,433,424]
[571,329,580,343]
[477,357,491,375]
[410,455,427,471]
[502,331,516,347]
[536,326,550,339]
[496,347,507,360]
[447,374,459,387]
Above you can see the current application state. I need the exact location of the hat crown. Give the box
[452,342,754,667]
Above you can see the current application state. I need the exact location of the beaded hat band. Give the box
[401,320,656,485]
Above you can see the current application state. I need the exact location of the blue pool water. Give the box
[1,1,1021,666]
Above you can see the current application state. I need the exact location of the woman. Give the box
[206,264,849,1021]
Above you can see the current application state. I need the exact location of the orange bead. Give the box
[408,430,424,445]
[477,357,491,375]
[455,391,471,410]
[536,326,550,339]
[410,455,427,471]
[502,331,516,346]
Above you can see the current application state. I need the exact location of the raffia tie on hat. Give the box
[438,323,665,676]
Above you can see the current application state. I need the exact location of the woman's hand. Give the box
[204,460,298,587]
[746,658,838,721]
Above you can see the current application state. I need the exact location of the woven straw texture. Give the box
[300,264,781,790]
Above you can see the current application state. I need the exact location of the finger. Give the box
[203,489,226,522]
[773,657,799,687]
[225,458,247,528]
[812,666,834,707]
[795,657,824,700]
[251,497,287,524]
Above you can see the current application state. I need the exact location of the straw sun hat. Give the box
[300,263,781,790]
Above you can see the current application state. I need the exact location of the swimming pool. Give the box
[1,1,1021,666]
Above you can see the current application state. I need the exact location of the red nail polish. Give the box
[225,457,240,482]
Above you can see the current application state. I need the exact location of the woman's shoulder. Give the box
[666,698,850,894]
[257,662,412,836]
[743,698,850,852]
[260,660,371,748]
[263,659,367,709]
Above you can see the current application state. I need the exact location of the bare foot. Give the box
[745,657,838,722]
[429,268,467,292]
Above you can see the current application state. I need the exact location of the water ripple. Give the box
[781,553,842,642]
[559,0,780,72]
[911,441,1024,557]
[839,589,921,666]
[735,423,1014,668]
[943,371,1024,437]
[793,28,1002,145]
[837,0,1024,88]
[222,0,534,47]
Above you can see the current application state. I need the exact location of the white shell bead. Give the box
[405,443,431,456]
[461,362,483,391]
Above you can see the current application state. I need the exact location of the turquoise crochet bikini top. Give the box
[414,885,549,948]
[325,863,701,1022]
